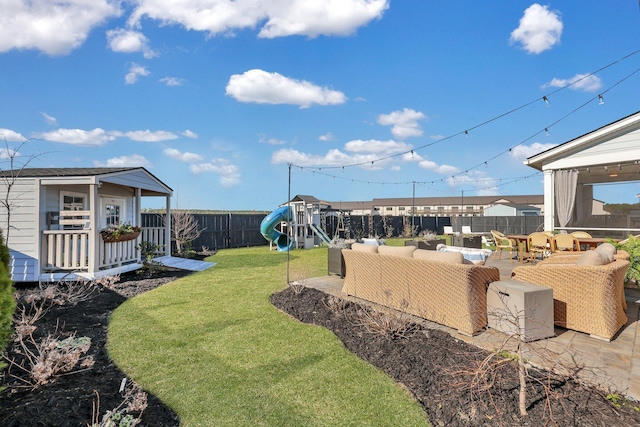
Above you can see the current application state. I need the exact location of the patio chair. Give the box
[490,230,517,261]
[570,231,592,251]
[443,226,454,235]
[551,233,580,253]
[461,225,472,235]
[528,232,552,263]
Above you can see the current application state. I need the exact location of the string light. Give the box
[599,94,605,105]
[543,96,550,106]
[545,128,549,136]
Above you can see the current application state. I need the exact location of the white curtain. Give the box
[554,170,578,228]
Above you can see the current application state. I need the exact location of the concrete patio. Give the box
[304,256,640,401]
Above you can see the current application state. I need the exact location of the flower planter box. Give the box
[100,230,141,243]
[328,247,347,278]
[453,235,482,249]
[404,239,446,251]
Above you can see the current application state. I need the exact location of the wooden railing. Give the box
[42,230,90,270]
[42,226,167,272]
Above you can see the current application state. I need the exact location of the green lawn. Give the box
[108,246,430,427]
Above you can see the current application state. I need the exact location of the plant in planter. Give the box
[405,230,445,250]
[100,223,141,243]
[328,237,351,277]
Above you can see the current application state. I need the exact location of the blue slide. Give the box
[260,206,294,251]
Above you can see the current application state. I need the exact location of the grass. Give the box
[107,246,430,427]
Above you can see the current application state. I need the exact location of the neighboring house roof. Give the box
[489,203,540,210]
[289,194,321,203]
[370,195,543,206]
[4,167,172,195]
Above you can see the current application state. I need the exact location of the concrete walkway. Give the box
[154,256,216,271]
[304,259,640,400]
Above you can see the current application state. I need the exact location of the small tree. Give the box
[170,210,205,255]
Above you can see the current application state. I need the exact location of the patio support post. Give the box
[135,188,141,263]
[88,183,99,273]
[543,170,555,231]
[164,194,171,257]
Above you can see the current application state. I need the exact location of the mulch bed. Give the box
[0,268,191,427]
[271,286,640,427]
[3,268,640,427]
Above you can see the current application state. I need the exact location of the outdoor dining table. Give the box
[506,234,620,262]
[575,237,620,250]
[506,234,530,263]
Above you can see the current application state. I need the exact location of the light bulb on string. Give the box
[543,96,550,106]
[545,128,549,136]
[599,94,605,105]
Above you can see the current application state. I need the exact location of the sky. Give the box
[2,1,640,211]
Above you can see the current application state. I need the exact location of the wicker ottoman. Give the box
[487,280,555,342]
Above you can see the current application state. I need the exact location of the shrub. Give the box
[614,235,640,284]
[0,230,15,352]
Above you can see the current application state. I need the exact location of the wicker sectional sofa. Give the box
[511,247,630,341]
[341,244,500,336]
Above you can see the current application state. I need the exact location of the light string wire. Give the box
[292,48,640,173]
[288,51,640,195]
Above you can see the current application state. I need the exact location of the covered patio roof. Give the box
[525,110,640,232]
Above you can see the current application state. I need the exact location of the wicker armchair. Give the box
[551,233,580,253]
[511,258,629,341]
[527,232,551,262]
[490,230,517,261]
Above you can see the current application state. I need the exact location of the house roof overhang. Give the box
[524,110,640,185]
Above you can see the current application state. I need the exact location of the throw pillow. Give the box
[575,250,606,266]
[351,242,379,253]
[378,245,416,258]
[413,249,464,264]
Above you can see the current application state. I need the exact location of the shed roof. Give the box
[7,167,172,195]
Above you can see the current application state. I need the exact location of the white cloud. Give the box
[0,128,26,142]
[446,170,499,195]
[344,139,411,154]
[33,128,115,146]
[159,77,186,86]
[225,69,346,108]
[94,154,152,168]
[41,112,58,126]
[541,73,602,92]
[0,1,121,55]
[377,108,427,139]
[259,135,287,145]
[163,148,204,163]
[128,0,389,39]
[511,142,558,160]
[182,130,198,139]
[510,3,562,54]
[271,138,413,169]
[107,28,157,58]
[0,147,19,159]
[319,132,335,142]
[418,159,460,176]
[118,130,179,141]
[189,158,241,186]
[125,63,150,84]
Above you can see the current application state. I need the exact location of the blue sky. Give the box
[2,1,640,210]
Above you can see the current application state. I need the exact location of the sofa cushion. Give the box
[595,242,617,260]
[351,242,379,253]
[575,250,606,266]
[413,249,464,264]
[378,245,416,258]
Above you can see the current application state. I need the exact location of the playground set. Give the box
[260,195,350,251]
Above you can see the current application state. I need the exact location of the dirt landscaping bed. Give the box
[271,286,640,427]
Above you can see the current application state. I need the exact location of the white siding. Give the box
[0,178,39,281]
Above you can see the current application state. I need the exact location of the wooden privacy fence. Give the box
[142,213,553,250]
